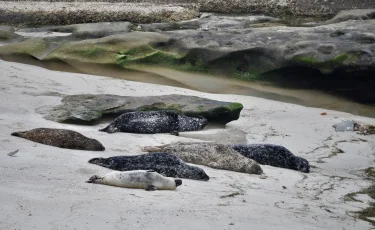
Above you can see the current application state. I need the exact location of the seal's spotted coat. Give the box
[230,144,310,173]
[99,110,208,134]
[88,152,210,181]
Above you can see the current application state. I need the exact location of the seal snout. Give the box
[88,157,103,164]
[175,179,182,187]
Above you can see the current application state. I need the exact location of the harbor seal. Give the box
[99,110,208,134]
[230,144,310,173]
[142,142,263,175]
[11,128,105,151]
[88,152,209,181]
[86,170,182,191]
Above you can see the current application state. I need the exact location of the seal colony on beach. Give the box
[142,142,263,175]
[11,128,105,151]
[86,170,182,191]
[88,152,210,181]
[99,110,208,135]
[230,144,310,173]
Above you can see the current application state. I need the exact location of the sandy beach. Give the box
[0,59,374,229]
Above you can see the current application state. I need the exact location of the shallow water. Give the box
[2,54,375,118]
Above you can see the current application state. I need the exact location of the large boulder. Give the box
[0,2,199,26]
[42,94,243,124]
[198,0,375,17]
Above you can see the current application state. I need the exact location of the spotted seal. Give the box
[99,110,208,134]
[86,170,182,191]
[88,152,209,181]
[142,142,263,175]
[230,144,310,173]
[11,128,105,151]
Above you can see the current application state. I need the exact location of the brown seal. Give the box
[11,128,105,151]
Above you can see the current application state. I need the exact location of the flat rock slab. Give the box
[42,94,243,124]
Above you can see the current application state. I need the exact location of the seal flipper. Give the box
[11,131,25,137]
[146,185,157,191]
[99,125,117,133]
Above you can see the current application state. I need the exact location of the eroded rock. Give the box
[42,94,243,124]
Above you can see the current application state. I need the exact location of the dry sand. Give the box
[0,59,375,229]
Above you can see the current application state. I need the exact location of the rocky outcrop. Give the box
[0,1,199,26]
[199,0,375,17]
[0,26,17,40]
[323,9,375,24]
[1,13,375,103]
[1,0,374,21]
[41,94,243,124]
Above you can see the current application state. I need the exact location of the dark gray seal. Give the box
[230,144,310,173]
[11,128,105,151]
[99,110,208,134]
[88,152,210,181]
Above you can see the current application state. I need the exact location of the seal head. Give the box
[295,157,310,173]
[175,179,182,187]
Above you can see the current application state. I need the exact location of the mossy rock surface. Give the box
[0,38,49,58]
[42,94,243,124]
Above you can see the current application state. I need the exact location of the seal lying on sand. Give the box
[230,144,310,173]
[99,110,208,134]
[143,142,263,175]
[11,128,105,151]
[86,170,182,191]
[88,152,209,181]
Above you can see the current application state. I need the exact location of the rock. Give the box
[333,120,355,132]
[1,13,375,103]
[0,26,19,40]
[324,9,375,24]
[198,0,375,17]
[18,22,133,39]
[178,128,247,144]
[136,14,281,32]
[354,121,375,135]
[0,38,50,59]
[0,2,200,26]
[42,94,243,124]
[333,120,375,135]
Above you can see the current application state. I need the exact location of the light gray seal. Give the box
[86,170,182,191]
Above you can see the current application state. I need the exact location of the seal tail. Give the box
[86,175,103,183]
[99,125,116,133]
[11,131,24,137]
[142,146,163,152]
